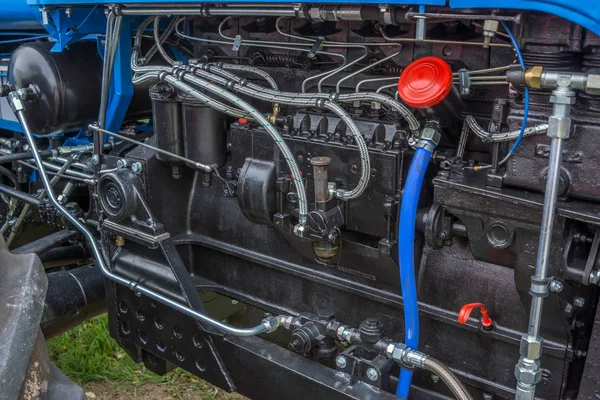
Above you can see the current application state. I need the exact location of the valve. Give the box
[458,303,494,330]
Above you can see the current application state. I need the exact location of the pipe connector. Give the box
[385,342,428,369]
[261,316,281,333]
[416,125,441,152]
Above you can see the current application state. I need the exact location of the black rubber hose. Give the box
[0,183,40,207]
[422,357,473,400]
[41,264,106,339]
[0,150,54,164]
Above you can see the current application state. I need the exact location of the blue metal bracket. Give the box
[40,6,106,52]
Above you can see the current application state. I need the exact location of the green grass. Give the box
[47,314,236,399]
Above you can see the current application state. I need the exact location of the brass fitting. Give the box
[524,66,544,89]
[115,235,125,247]
[268,103,280,125]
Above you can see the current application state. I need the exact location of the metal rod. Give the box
[88,125,212,173]
[0,183,41,207]
[380,26,512,48]
[11,100,277,337]
[17,161,93,183]
[406,11,520,23]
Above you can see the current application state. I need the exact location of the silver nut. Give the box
[366,368,379,381]
[389,343,408,365]
[483,19,499,33]
[483,394,493,400]
[519,335,543,360]
[420,127,441,145]
[514,363,542,385]
[549,280,564,293]
[547,115,571,139]
[574,296,585,308]
[116,159,127,169]
[590,270,600,285]
[431,374,439,384]
[584,70,600,95]
[261,316,280,333]
[336,355,347,369]
[131,162,143,173]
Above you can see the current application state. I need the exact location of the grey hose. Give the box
[153,16,175,66]
[323,102,370,199]
[190,65,371,200]
[203,64,420,131]
[422,357,473,400]
[219,63,279,90]
[172,70,309,224]
[465,115,548,143]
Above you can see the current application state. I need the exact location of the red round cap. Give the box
[398,56,453,109]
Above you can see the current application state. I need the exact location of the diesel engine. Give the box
[1,2,600,400]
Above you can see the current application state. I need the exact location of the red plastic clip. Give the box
[458,303,494,329]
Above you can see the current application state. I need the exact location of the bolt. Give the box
[483,394,493,400]
[135,291,142,297]
[116,159,126,169]
[92,155,100,165]
[131,162,143,173]
[549,280,564,293]
[366,368,379,381]
[574,297,585,308]
[231,299,239,305]
[431,374,439,384]
[335,355,347,369]
[65,7,72,17]
[442,46,453,57]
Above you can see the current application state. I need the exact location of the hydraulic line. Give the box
[465,115,548,143]
[218,63,279,90]
[397,137,437,398]
[9,95,280,337]
[422,358,474,400]
[147,29,309,219]
[199,63,421,131]
[169,70,308,222]
[188,64,372,200]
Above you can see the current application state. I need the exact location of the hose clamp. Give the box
[328,93,340,102]
[415,139,436,153]
[239,78,248,86]
[226,81,237,90]
[315,98,326,108]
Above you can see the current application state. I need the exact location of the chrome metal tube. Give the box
[11,103,277,337]
[514,84,574,400]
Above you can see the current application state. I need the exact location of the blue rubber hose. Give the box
[396,146,433,398]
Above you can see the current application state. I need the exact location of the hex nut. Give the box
[584,69,600,95]
[336,355,347,369]
[420,127,441,145]
[520,336,543,360]
[524,66,544,89]
[366,368,379,381]
[514,364,542,385]
[547,115,571,139]
[574,297,585,308]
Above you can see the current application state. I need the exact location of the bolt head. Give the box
[116,159,126,169]
[431,374,439,384]
[366,367,379,381]
[550,280,564,293]
[92,155,100,165]
[574,297,585,308]
[335,355,347,369]
[131,162,143,173]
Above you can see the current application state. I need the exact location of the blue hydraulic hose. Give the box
[396,145,433,398]
[500,20,529,159]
